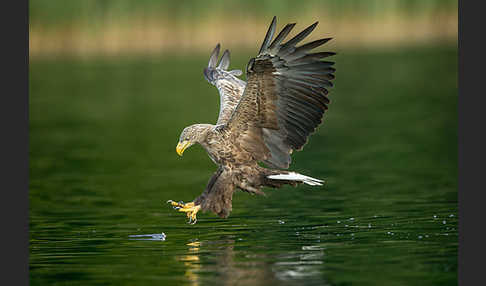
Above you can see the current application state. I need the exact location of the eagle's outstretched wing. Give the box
[203,44,247,125]
[226,16,336,169]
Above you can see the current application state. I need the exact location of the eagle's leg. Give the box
[239,181,266,195]
[167,200,201,224]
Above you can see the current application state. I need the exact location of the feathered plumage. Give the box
[170,16,336,223]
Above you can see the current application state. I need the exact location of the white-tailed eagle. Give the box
[168,16,336,223]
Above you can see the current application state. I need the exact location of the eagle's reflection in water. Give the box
[176,237,328,286]
[177,241,202,285]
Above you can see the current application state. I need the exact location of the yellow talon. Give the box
[167,200,201,224]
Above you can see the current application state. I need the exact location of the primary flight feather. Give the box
[168,16,336,223]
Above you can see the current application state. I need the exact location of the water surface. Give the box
[30,46,457,285]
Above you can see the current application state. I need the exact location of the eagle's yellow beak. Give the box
[176,140,190,156]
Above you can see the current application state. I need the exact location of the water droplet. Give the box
[368,223,371,228]
[418,235,423,239]
[337,220,341,224]
[449,214,454,217]
[433,215,437,219]
[442,220,446,224]
[349,218,355,221]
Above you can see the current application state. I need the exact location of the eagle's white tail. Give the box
[267,172,324,186]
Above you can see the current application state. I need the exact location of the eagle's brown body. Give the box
[170,17,335,223]
[180,124,288,218]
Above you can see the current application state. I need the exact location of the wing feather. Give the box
[203,45,246,125]
[218,49,231,70]
[258,16,277,55]
[227,17,336,169]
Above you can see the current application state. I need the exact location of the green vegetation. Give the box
[29,1,457,58]
[30,0,458,25]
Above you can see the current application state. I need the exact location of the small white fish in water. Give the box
[129,233,166,241]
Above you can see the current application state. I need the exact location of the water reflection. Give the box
[177,238,329,286]
[273,245,325,281]
[177,241,202,286]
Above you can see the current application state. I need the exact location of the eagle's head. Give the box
[203,43,242,85]
[176,124,212,156]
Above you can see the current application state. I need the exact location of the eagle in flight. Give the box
[168,16,335,223]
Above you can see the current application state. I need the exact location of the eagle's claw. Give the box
[188,216,197,225]
[167,200,201,224]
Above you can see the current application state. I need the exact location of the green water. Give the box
[29,46,457,285]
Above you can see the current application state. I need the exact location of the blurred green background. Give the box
[30,0,457,58]
[29,1,457,285]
